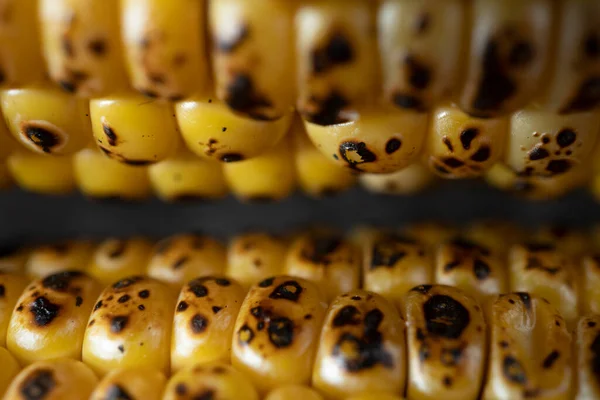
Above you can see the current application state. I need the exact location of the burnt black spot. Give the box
[106,240,127,258]
[524,242,555,252]
[443,376,453,387]
[515,292,531,310]
[473,259,491,280]
[434,164,450,174]
[301,235,341,265]
[589,321,597,328]
[392,93,423,110]
[189,283,208,298]
[172,255,189,270]
[556,129,577,148]
[442,137,454,152]
[62,37,74,57]
[508,41,534,67]
[404,55,431,90]
[561,76,600,113]
[443,157,464,168]
[470,145,491,162]
[111,316,129,333]
[117,345,124,353]
[525,257,560,274]
[460,128,479,150]
[412,285,432,293]
[542,350,560,369]
[220,153,244,163]
[215,278,231,286]
[104,384,133,400]
[419,343,430,361]
[75,296,83,307]
[224,74,274,121]
[333,305,361,327]
[305,91,350,126]
[23,125,61,154]
[94,300,103,311]
[177,301,189,312]
[415,13,430,34]
[102,124,118,146]
[269,281,303,302]
[423,295,470,339]
[339,141,377,170]
[385,138,402,154]
[212,306,222,314]
[113,276,144,289]
[148,73,165,85]
[59,80,77,93]
[138,304,145,311]
[190,314,208,334]
[444,260,461,272]
[0,284,4,298]
[20,369,55,400]
[312,32,354,74]
[546,159,571,175]
[528,147,549,161]
[138,290,149,299]
[238,324,255,345]
[41,271,82,292]
[88,39,107,56]
[500,340,509,348]
[30,296,61,327]
[192,391,214,400]
[217,25,249,53]
[585,33,600,59]
[268,317,295,348]
[351,296,362,301]
[175,384,187,396]
[259,277,274,288]
[118,294,131,304]
[371,238,408,269]
[503,355,527,385]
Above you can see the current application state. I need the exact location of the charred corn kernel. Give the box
[0,0,45,86]
[226,233,287,290]
[402,222,458,251]
[82,276,176,376]
[266,385,325,400]
[211,0,295,120]
[361,231,431,310]
[296,0,377,125]
[121,0,207,101]
[0,346,20,397]
[224,135,296,202]
[0,273,28,346]
[580,255,600,315]
[90,94,178,165]
[292,117,356,197]
[346,395,403,400]
[483,292,572,399]
[176,96,293,162]
[505,109,600,179]
[87,238,153,286]
[284,231,360,302]
[457,0,552,118]
[0,162,11,189]
[378,0,465,111]
[533,225,591,259]
[26,241,94,280]
[74,147,152,200]
[147,234,226,287]
[171,276,245,372]
[1,86,90,155]
[539,0,600,114]
[90,367,166,400]
[313,290,406,399]
[0,245,29,274]
[426,104,508,178]
[163,363,259,400]
[575,315,600,399]
[405,285,486,400]
[304,106,427,174]
[7,271,101,365]
[7,151,75,195]
[463,220,525,254]
[39,0,128,97]
[3,358,98,400]
[149,149,228,202]
[232,276,327,393]
[509,242,579,328]
[359,163,436,196]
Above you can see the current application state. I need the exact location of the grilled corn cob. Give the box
[89,367,166,400]
[575,315,600,399]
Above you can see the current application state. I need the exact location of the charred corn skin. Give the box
[580,255,600,316]
[313,290,406,399]
[147,234,226,287]
[359,163,436,196]
[463,221,525,254]
[266,385,325,400]
[484,293,572,400]
[163,363,259,400]
[89,367,167,400]
[284,231,360,302]
[304,106,427,174]
[575,315,600,399]
[74,148,152,200]
[39,0,128,97]
[6,271,101,365]
[0,346,20,397]
[87,238,153,286]
[458,0,552,118]
[6,151,75,195]
[426,104,508,179]
[171,276,245,372]
[90,95,178,165]
[0,86,90,156]
[540,0,600,114]
[25,241,94,280]
[533,225,592,259]
[232,276,327,393]
[121,0,207,101]
[226,233,287,290]
[176,96,293,162]
[296,0,377,126]
[82,276,176,376]
[509,242,579,328]
[378,0,465,111]
[405,285,486,400]
[3,358,98,400]
[211,0,295,121]
[0,273,28,346]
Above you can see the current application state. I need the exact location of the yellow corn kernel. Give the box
[3,358,98,400]
[296,0,378,125]
[346,395,404,400]
[580,255,600,315]
[0,116,17,161]
[7,151,75,195]
[6,271,101,365]
[163,363,259,400]
[74,147,152,200]
[83,276,176,376]
[266,385,325,400]
[147,234,226,287]
[39,0,128,97]
[90,94,178,165]
[1,86,91,155]
[313,290,406,399]
[458,0,552,117]
[211,0,295,120]
[89,367,167,400]
[0,245,29,274]
[533,225,591,259]
[87,238,153,286]
[226,232,287,290]
[224,134,296,202]
[378,0,465,111]
[575,315,600,399]
[121,0,208,100]
[509,242,579,328]
[425,104,508,178]
[232,276,327,393]
[402,222,458,251]
[171,277,245,372]
[405,285,486,400]
[463,220,525,254]
[483,293,572,399]
[303,106,427,174]
[0,273,28,346]
[284,230,360,302]
[25,241,94,280]
[0,346,20,397]
[359,163,436,196]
